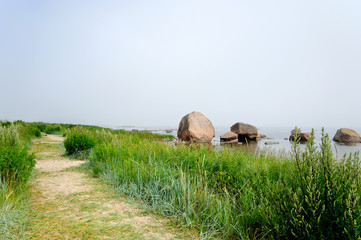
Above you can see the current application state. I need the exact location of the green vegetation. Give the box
[0,120,174,238]
[0,124,36,239]
[2,120,360,239]
[80,127,361,239]
[0,125,35,183]
[64,128,97,155]
[44,124,61,134]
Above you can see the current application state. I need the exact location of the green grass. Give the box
[0,179,30,239]
[84,127,361,239]
[0,124,35,239]
[3,120,360,239]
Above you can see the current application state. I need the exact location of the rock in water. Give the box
[289,128,313,142]
[177,111,215,142]
[265,141,279,145]
[289,132,313,142]
[230,122,258,141]
[230,122,258,135]
[291,128,301,135]
[220,131,238,142]
[333,128,361,143]
[257,132,267,139]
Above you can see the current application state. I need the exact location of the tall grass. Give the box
[85,127,361,239]
[0,178,29,239]
[0,124,35,239]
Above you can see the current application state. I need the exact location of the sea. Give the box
[110,125,361,159]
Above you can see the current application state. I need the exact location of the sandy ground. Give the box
[28,134,180,240]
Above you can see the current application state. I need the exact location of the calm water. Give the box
[114,125,361,158]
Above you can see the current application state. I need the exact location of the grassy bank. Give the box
[61,125,361,239]
[2,120,360,239]
[0,123,37,239]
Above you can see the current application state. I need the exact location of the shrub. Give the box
[26,126,41,137]
[64,129,96,155]
[34,122,46,132]
[44,125,61,134]
[0,145,35,183]
[0,121,11,127]
[0,125,35,183]
[261,129,361,239]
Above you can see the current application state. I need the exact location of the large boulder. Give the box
[333,128,361,143]
[220,131,238,142]
[230,122,258,141]
[177,111,215,142]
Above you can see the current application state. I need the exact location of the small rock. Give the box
[257,132,267,139]
[265,141,279,145]
[220,131,238,142]
[220,139,239,144]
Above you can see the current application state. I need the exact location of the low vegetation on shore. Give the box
[0,122,36,238]
[1,120,361,239]
[64,125,361,239]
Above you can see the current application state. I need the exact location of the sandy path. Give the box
[27,134,183,240]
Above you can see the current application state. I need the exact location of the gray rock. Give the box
[265,141,279,145]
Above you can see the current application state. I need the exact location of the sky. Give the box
[1,0,361,129]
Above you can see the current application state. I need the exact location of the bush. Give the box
[64,129,96,155]
[44,125,61,134]
[260,129,361,239]
[0,145,35,183]
[0,125,35,183]
[34,122,46,132]
[0,121,11,127]
[26,126,41,137]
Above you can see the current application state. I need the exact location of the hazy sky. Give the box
[1,1,361,128]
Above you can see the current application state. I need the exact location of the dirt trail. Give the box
[26,134,185,239]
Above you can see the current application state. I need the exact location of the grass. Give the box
[82,127,361,239]
[25,131,193,239]
[0,121,178,239]
[0,124,35,239]
[3,120,360,239]
[0,180,30,239]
